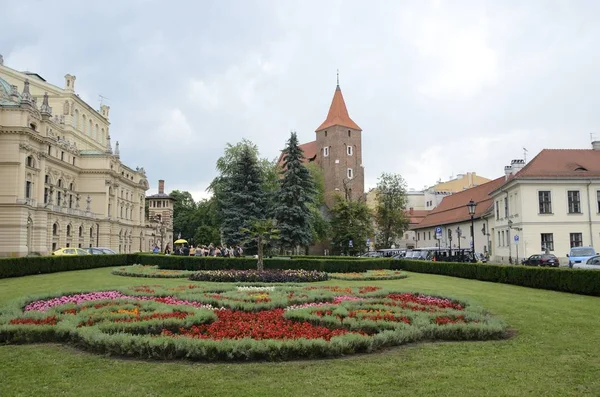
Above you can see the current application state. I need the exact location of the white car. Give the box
[573,255,600,270]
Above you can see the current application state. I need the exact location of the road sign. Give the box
[435,226,442,239]
[349,240,353,248]
[514,235,519,242]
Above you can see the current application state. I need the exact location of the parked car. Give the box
[522,254,559,267]
[85,247,117,255]
[52,247,90,256]
[572,255,600,270]
[567,247,597,268]
[360,251,383,258]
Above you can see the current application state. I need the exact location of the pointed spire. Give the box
[20,79,32,106]
[115,141,120,157]
[315,79,361,132]
[336,69,340,90]
[105,134,113,154]
[40,92,52,116]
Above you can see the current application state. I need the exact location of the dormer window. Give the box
[324,147,329,157]
[347,146,353,156]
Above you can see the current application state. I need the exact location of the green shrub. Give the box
[0,254,132,279]
[138,254,393,273]
[391,259,600,296]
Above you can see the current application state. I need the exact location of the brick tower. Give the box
[315,78,364,207]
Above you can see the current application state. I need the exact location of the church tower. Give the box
[315,78,364,207]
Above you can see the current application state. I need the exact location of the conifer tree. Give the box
[219,144,267,247]
[274,132,316,251]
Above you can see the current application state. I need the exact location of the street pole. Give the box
[471,214,475,262]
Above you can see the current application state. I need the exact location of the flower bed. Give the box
[328,269,408,281]
[0,285,508,361]
[112,265,194,278]
[188,269,328,283]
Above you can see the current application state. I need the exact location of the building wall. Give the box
[414,218,491,255]
[315,125,364,206]
[491,180,600,263]
[0,64,153,257]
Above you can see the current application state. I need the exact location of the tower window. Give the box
[347,146,353,156]
[61,151,64,161]
[347,168,353,179]
[348,130,351,137]
[324,131,327,137]
[324,147,329,157]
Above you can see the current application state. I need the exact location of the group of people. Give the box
[152,243,244,257]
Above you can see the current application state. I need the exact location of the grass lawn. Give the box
[0,267,599,397]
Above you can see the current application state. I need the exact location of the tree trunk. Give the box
[257,236,264,271]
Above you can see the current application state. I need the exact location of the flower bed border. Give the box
[188,269,328,283]
[0,286,508,362]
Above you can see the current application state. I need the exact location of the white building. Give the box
[490,146,600,263]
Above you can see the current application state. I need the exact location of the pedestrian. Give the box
[164,244,171,255]
[190,245,196,256]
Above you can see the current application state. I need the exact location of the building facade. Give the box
[0,59,151,256]
[146,179,175,252]
[490,147,600,263]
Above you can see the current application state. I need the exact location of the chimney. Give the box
[158,180,165,194]
[504,165,512,181]
[100,104,110,120]
[467,172,473,187]
[593,141,600,151]
[64,74,76,92]
[510,159,525,174]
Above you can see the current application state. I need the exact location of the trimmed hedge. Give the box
[0,254,132,279]
[391,259,600,296]
[137,254,393,273]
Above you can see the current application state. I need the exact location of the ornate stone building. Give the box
[145,179,175,251]
[0,58,151,256]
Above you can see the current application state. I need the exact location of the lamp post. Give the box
[456,226,462,251]
[467,199,477,262]
[507,219,513,264]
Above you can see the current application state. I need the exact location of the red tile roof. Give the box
[513,149,600,179]
[277,140,317,168]
[405,209,430,226]
[414,176,506,229]
[315,86,361,131]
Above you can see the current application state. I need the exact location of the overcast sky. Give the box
[2,0,599,200]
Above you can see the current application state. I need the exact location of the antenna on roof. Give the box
[99,94,110,106]
[523,147,528,163]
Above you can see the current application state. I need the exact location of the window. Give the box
[79,226,83,237]
[48,145,51,155]
[45,175,49,184]
[496,201,500,220]
[497,231,501,246]
[347,168,353,179]
[597,190,600,213]
[501,231,505,246]
[541,233,554,251]
[538,191,552,214]
[348,130,351,137]
[52,223,58,236]
[417,232,420,241]
[570,233,583,248]
[25,181,32,199]
[324,147,329,157]
[66,225,71,237]
[44,187,49,204]
[57,191,62,206]
[324,131,327,137]
[73,157,76,166]
[61,151,64,161]
[567,191,581,213]
[74,109,79,128]
[57,179,62,188]
[82,114,86,133]
[26,156,34,167]
[347,146,353,156]
[504,197,508,218]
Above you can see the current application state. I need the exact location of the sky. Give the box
[2,0,600,200]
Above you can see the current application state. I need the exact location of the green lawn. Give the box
[0,268,599,397]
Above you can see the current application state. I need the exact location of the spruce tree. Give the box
[274,132,316,251]
[220,144,267,247]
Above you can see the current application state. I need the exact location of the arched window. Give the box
[89,120,93,136]
[90,227,94,239]
[348,130,351,137]
[53,223,58,236]
[66,224,71,237]
[82,114,86,133]
[26,156,34,167]
[94,124,98,141]
[74,109,79,128]
[101,128,105,144]
[79,226,83,237]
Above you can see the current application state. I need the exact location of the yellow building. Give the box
[0,58,153,256]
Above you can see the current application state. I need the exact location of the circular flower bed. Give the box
[328,269,408,281]
[112,265,195,278]
[0,285,508,361]
[188,269,328,283]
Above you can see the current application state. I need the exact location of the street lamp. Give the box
[507,219,513,264]
[456,226,462,251]
[467,199,477,262]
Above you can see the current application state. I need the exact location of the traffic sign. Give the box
[435,226,442,239]
[514,235,519,242]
